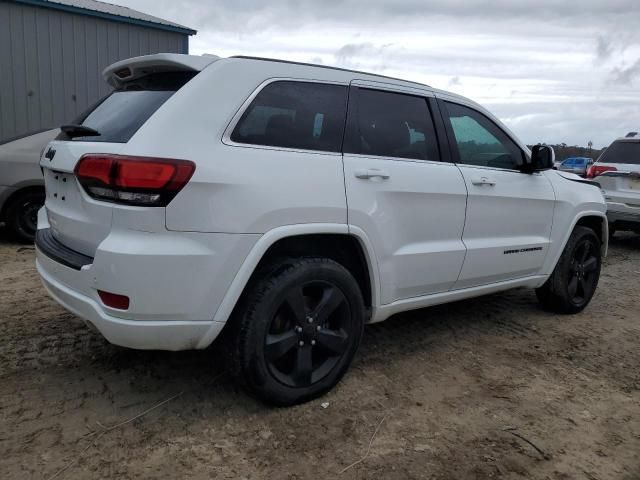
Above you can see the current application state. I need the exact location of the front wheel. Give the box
[536,226,602,314]
[226,257,365,406]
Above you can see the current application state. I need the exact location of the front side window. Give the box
[230,81,347,152]
[444,102,524,170]
[345,88,439,161]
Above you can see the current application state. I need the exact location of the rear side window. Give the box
[60,72,196,143]
[230,81,348,152]
[345,89,439,161]
[598,141,640,165]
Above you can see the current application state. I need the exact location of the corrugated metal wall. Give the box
[0,1,187,141]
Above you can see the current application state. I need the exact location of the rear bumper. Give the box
[35,210,259,350]
[606,201,640,226]
[37,254,219,350]
[35,228,93,270]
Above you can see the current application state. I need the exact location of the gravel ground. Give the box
[1,229,639,479]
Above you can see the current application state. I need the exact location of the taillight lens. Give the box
[74,154,195,206]
[586,164,617,178]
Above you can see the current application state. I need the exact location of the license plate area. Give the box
[628,177,640,190]
[45,170,79,205]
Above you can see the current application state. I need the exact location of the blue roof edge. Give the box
[11,0,197,35]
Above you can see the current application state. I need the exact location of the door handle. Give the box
[471,176,496,186]
[355,169,390,180]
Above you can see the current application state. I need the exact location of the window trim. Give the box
[343,84,443,163]
[437,98,527,174]
[222,77,349,156]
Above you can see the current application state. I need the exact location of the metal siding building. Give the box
[0,0,196,142]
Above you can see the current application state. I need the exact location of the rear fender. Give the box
[196,223,380,348]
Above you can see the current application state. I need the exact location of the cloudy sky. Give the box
[121,0,640,148]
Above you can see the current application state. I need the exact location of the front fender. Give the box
[541,210,608,279]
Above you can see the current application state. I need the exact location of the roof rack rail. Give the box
[230,56,431,89]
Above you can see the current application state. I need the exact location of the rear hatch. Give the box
[593,140,640,208]
[40,55,215,257]
[590,139,640,178]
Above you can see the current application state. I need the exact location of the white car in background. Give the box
[588,136,640,235]
[0,129,59,242]
[35,54,608,405]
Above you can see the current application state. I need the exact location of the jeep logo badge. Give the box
[44,147,56,161]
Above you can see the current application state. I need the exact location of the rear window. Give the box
[598,141,640,165]
[59,72,196,143]
[230,81,348,152]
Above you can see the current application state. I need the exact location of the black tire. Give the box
[5,190,44,243]
[608,224,616,239]
[226,257,365,406]
[536,226,602,314]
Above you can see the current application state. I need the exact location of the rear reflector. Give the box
[98,290,130,310]
[586,164,617,178]
[74,154,195,206]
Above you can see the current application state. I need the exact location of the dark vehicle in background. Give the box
[588,136,640,236]
[0,129,58,242]
[556,156,594,177]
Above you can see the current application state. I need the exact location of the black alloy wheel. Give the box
[536,226,602,314]
[226,257,365,406]
[567,238,599,307]
[265,280,353,388]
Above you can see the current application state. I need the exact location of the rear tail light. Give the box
[586,164,617,178]
[74,154,195,206]
[98,290,130,310]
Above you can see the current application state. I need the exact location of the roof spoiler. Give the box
[625,132,638,138]
[103,53,219,87]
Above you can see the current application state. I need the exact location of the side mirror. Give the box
[525,145,555,173]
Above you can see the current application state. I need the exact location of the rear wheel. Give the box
[226,257,365,406]
[5,190,44,243]
[536,226,602,314]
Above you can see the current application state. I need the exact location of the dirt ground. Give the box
[1,229,639,480]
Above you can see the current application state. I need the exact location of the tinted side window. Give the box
[444,102,524,170]
[598,141,640,165]
[345,89,439,161]
[231,81,347,152]
[60,72,197,143]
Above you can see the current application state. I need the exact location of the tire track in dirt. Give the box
[1,230,639,479]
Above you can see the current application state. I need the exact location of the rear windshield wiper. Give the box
[60,124,101,139]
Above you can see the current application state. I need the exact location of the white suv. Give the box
[36,54,608,405]
[587,137,640,235]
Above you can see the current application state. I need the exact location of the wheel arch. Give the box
[196,224,380,349]
[575,214,608,255]
[543,211,608,277]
